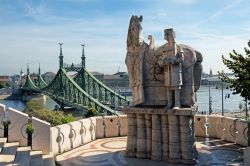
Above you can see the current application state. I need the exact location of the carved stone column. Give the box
[161,115,169,160]
[136,114,147,158]
[126,113,137,157]
[145,114,152,158]
[151,114,162,160]
[180,115,196,164]
[168,115,180,161]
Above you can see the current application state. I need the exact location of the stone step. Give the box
[0,142,19,166]
[29,151,43,166]
[13,146,31,166]
[43,153,55,166]
[0,138,7,152]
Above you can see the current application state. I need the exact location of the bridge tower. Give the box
[58,43,65,109]
[81,44,86,68]
[27,63,30,75]
[19,68,23,88]
[81,44,86,91]
[59,43,64,69]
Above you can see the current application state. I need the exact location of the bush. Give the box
[24,100,44,112]
[25,109,75,126]
[86,107,100,118]
[24,100,75,126]
[25,123,34,135]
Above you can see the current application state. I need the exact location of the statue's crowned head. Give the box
[164,28,176,43]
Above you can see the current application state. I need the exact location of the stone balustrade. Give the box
[51,115,128,155]
[0,104,5,137]
[0,103,249,158]
[194,115,249,146]
[0,105,51,154]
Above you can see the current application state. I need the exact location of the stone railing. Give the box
[50,115,127,155]
[0,103,128,155]
[0,103,249,156]
[194,115,249,146]
[0,103,51,154]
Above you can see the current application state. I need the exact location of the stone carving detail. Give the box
[126,15,203,108]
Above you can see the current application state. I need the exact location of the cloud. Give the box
[23,0,48,17]
[192,0,245,27]
[170,0,197,4]
[0,0,250,76]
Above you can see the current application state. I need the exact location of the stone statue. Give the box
[158,29,184,109]
[124,15,202,165]
[125,15,203,108]
[125,15,148,106]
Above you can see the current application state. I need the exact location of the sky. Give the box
[0,0,250,75]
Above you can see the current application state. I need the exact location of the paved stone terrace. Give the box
[56,137,244,166]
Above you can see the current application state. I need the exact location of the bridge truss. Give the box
[22,44,129,115]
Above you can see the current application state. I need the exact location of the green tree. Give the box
[0,82,5,89]
[218,40,250,101]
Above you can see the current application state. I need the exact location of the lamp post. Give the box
[208,80,212,115]
[245,99,248,120]
[221,80,224,116]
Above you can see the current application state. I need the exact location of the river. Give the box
[0,86,244,113]
[0,96,58,111]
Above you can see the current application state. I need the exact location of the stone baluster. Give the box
[126,113,137,157]
[151,114,162,160]
[168,115,180,161]
[136,114,147,158]
[161,115,169,160]
[145,114,152,158]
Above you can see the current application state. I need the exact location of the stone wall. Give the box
[193,115,249,146]
[0,106,51,154]
[32,117,51,154]
[194,115,206,137]
[207,115,223,138]
[8,108,29,146]
[51,115,127,155]
[50,117,96,155]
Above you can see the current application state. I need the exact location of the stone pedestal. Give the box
[124,107,197,165]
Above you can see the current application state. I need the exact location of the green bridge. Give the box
[21,44,129,115]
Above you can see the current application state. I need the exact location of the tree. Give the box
[218,40,250,101]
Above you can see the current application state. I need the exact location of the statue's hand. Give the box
[158,56,165,67]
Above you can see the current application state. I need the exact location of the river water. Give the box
[0,96,57,111]
[0,86,244,113]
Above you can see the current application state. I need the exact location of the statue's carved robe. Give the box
[126,42,148,106]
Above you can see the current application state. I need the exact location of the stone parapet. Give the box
[51,115,127,155]
[50,117,96,155]
[235,119,248,146]
[32,117,51,154]
[207,115,223,139]
[124,107,197,165]
[205,115,249,146]
[0,104,5,137]
[194,115,206,137]
[8,107,28,146]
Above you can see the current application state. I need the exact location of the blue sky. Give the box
[0,0,250,75]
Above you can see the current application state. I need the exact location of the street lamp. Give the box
[221,70,224,116]
[208,80,212,115]
[245,99,248,120]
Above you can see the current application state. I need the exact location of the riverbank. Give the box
[0,94,10,99]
